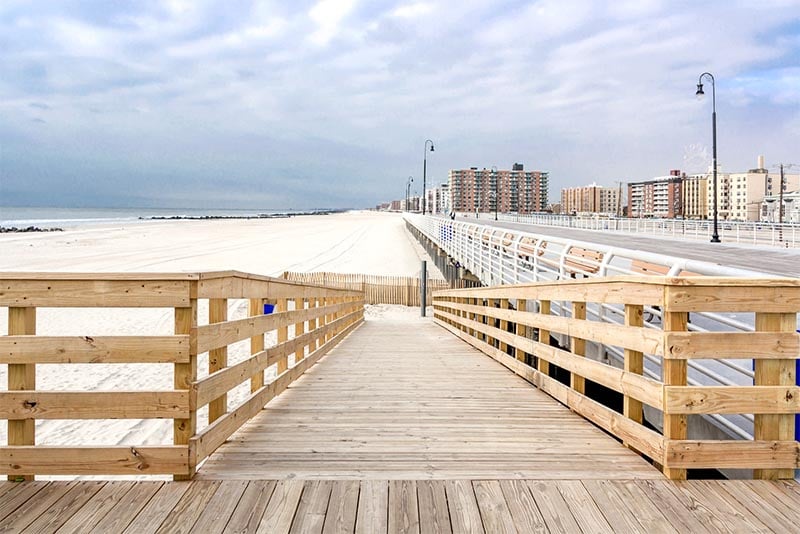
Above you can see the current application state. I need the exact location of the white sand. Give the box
[0,211,442,474]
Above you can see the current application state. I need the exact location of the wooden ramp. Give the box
[197,319,661,480]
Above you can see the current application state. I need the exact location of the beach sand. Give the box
[0,211,442,473]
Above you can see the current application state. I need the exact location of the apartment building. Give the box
[627,171,683,218]
[449,164,548,214]
[560,184,619,215]
[682,175,708,219]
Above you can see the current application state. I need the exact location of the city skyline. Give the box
[1,1,798,209]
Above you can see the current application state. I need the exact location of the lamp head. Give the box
[695,83,705,100]
[430,143,435,152]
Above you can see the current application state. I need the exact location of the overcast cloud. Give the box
[0,0,798,209]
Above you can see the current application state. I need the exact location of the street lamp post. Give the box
[696,72,721,243]
[492,166,498,220]
[406,176,413,212]
[422,139,434,215]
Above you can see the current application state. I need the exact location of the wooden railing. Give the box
[0,271,364,480]
[432,276,800,480]
[283,271,479,306]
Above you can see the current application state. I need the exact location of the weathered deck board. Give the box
[197,320,661,480]
[1,479,798,531]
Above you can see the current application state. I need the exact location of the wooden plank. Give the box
[555,481,613,533]
[435,299,665,356]
[196,301,351,353]
[87,481,163,533]
[664,331,800,359]
[153,480,220,534]
[599,480,678,533]
[515,299,527,362]
[664,385,800,414]
[665,284,800,313]
[174,301,197,481]
[499,480,547,533]
[58,481,138,534]
[624,304,644,451]
[526,481,581,533]
[0,279,192,307]
[662,310,688,480]
[665,440,800,469]
[295,298,306,364]
[0,481,77,531]
[208,298,228,424]
[676,481,769,533]
[537,300,550,375]
[121,482,192,534]
[191,480,248,534]
[250,299,265,392]
[21,480,105,533]
[258,480,305,534]
[388,480,419,534]
[0,335,189,364]
[754,312,797,480]
[356,480,389,534]
[632,480,717,534]
[0,446,189,475]
[0,481,49,522]
[0,391,189,419]
[417,480,451,534]
[714,480,797,532]
[290,480,333,534]
[570,301,586,394]
[473,480,516,533]
[323,480,359,534]
[7,307,35,482]
[445,480,484,534]
[224,480,276,534]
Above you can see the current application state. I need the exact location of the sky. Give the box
[0,0,798,210]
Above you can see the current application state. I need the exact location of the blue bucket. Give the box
[263,303,275,314]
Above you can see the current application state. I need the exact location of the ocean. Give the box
[0,206,297,228]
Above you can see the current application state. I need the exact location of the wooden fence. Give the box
[0,271,364,480]
[432,276,800,480]
[283,271,479,306]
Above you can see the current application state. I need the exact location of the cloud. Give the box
[1,1,799,209]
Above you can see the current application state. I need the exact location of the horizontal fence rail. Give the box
[0,271,364,480]
[432,276,800,480]
[283,271,479,306]
[458,212,800,249]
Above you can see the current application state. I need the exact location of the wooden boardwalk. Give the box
[2,478,800,532]
[197,319,660,480]
[3,318,800,532]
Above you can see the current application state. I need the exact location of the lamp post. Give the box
[492,166,498,220]
[696,72,721,243]
[422,139,434,215]
[406,176,413,212]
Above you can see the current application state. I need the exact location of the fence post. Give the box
[208,298,228,423]
[537,300,551,375]
[662,310,688,480]
[571,302,586,394]
[623,304,644,451]
[754,312,796,479]
[420,260,427,317]
[499,299,509,354]
[174,298,197,481]
[515,299,527,362]
[294,298,305,364]
[249,299,265,392]
[7,307,36,481]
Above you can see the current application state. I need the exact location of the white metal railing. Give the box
[407,213,798,445]
[455,212,800,248]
